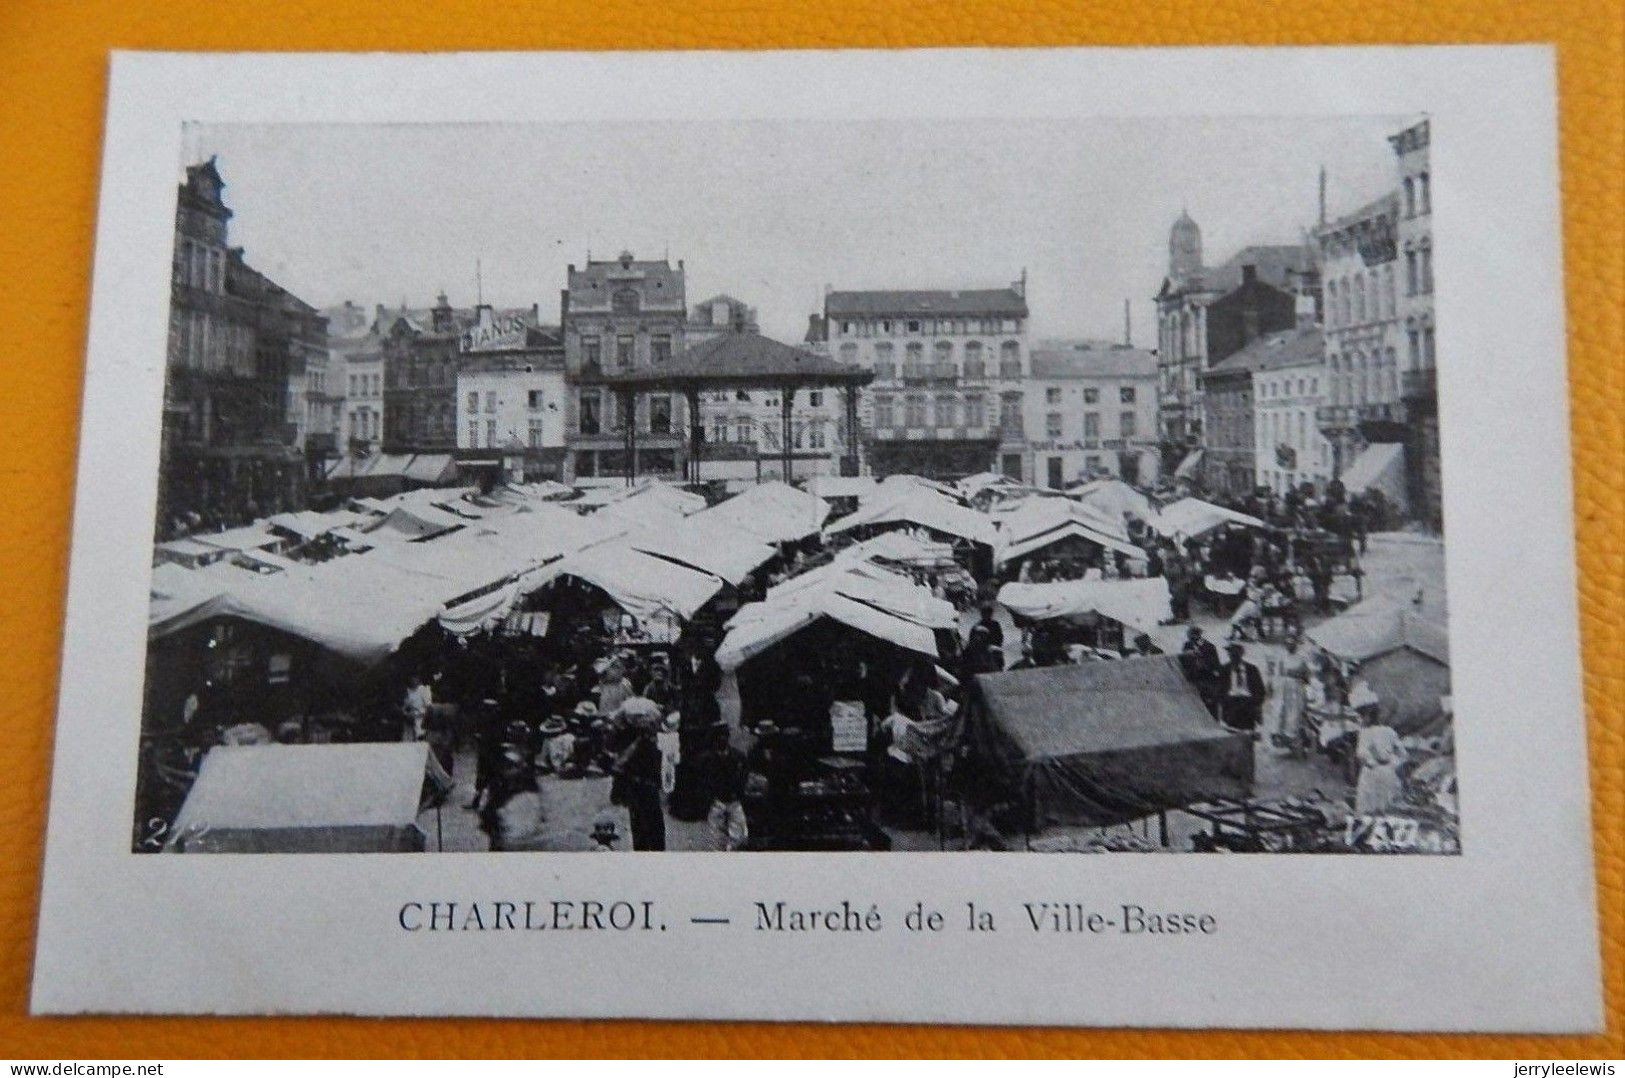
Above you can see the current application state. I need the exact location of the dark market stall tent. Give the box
[166,742,434,853]
[1306,602,1450,734]
[969,656,1253,834]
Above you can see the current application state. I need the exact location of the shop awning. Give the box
[996,577,1172,634]
[168,743,430,853]
[1341,441,1408,510]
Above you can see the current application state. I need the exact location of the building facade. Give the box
[380,295,463,452]
[1153,210,1320,466]
[1202,305,1325,496]
[1251,325,1332,494]
[1023,343,1159,489]
[159,159,315,536]
[1314,189,1408,507]
[819,281,1030,482]
[454,311,569,481]
[561,252,689,480]
[321,301,383,456]
[1391,118,1441,530]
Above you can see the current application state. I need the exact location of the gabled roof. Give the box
[825,287,1028,319]
[1206,325,1324,375]
[1307,604,1449,666]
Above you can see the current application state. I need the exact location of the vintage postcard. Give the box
[31,47,1600,1028]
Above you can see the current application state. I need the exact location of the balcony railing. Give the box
[900,362,959,385]
[1402,367,1437,399]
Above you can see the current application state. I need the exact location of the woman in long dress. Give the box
[1269,635,1312,758]
[1354,706,1407,814]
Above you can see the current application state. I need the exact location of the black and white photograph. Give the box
[138,112,1455,857]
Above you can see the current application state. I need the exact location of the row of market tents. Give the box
[149,480,832,667]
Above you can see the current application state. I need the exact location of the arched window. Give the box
[933,339,953,374]
[963,341,985,379]
[999,341,1021,378]
[1340,276,1352,324]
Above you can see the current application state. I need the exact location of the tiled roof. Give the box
[1206,325,1324,375]
[825,288,1028,319]
[605,332,871,387]
[1029,344,1157,380]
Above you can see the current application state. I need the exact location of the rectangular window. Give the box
[964,394,985,428]
[581,335,601,372]
[1083,412,1100,439]
[485,391,497,413]
[578,390,601,435]
[616,335,635,369]
[936,395,956,428]
[1045,387,1061,404]
[809,422,825,449]
[1120,411,1136,438]
[486,419,497,446]
[528,418,545,448]
[1120,386,1136,403]
[735,417,751,443]
[467,420,478,447]
[651,335,672,365]
[528,390,544,409]
[467,392,478,414]
[1083,387,1099,404]
[711,417,728,443]
[1046,412,1062,439]
[649,394,672,435]
[904,395,926,428]
[874,396,894,428]
[808,390,822,408]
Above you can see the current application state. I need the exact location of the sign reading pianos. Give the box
[461,313,531,353]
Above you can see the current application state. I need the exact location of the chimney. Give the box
[1241,263,1257,286]
[1295,291,1318,330]
[1123,298,1132,346]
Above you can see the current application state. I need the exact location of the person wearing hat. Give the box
[596,660,635,717]
[1179,626,1222,718]
[962,603,1006,677]
[480,743,544,852]
[691,724,750,852]
[609,710,666,851]
[1215,642,1266,734]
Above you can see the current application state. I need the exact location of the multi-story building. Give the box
[380,294,539,453]
[1391,117,1440,530]
[561,252,689,480]
[158,158,315,535]
[1201,300,1325,496]
[818,280,1030,481]
[1250,321,1332,495]
[1023,343,1159,489]
[454,308,569,481]
[1314,188,1409,511]
[1152,210,1320,469]
[321,301,383,455]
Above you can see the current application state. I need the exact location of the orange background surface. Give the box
[0,0,1619,1059]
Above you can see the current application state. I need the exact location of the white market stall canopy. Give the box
[528,543,725,628]
[1341,442,1408,509]
[148,497,617,665]
[803,475,877,501]
[825,487,997,547]
[997,577,1172,634]
[993,497,1143,566]
[834,529,958,570]
[1150,497,1267,539]
[622,516,778,586]
[1067,477,1156,524]
[168,742,430,853]
[717,562,952,671]
[692,481,829,544]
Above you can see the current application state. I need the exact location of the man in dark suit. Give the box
[1179,626,1222,718]
[1216,642,1266,734]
